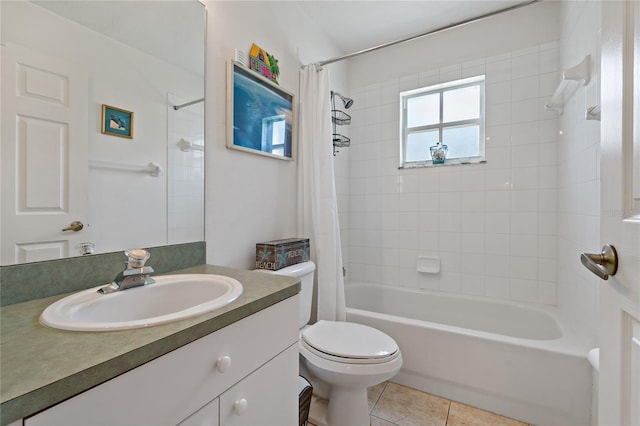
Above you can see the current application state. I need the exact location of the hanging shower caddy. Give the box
[331,91,353,155]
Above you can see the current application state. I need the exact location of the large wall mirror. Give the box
[0,0,205,265]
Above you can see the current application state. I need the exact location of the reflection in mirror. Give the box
[0,1,205,265]
[226,61,295,160]
[634,0,640,219]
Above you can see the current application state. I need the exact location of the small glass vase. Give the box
[429,143,448,164]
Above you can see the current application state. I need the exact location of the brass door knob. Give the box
[62,221,84,232]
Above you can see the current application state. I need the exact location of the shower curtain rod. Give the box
[173,97,204,110]
[316,0,540,67]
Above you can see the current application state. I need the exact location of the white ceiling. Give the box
[294,0,529,55]
[31,0,205,75]
[32,0,531,72]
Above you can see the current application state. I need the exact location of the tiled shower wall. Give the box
[168,94,205,245]
[340,42,562,306]
[556,0,601,347]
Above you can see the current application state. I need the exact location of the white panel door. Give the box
[1,43,88,264]
[599,1,640,425]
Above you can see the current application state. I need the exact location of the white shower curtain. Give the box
[297,64,346,322]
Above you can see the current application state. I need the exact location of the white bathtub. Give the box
[345,283,592,426]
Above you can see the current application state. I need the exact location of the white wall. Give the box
[203,1,346,269]
[341,1,564,306]
[557,1,601,350]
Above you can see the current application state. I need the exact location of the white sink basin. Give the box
[40,274,243,331]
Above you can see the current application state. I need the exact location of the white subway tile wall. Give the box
[555,0,601,349]
[340,42,561,306]
[167,94,204,245]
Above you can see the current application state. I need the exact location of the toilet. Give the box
[260,261,402,426]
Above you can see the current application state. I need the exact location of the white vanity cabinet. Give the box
[177,398,220,426]
[25,295,299,426]
[177,344,298,426]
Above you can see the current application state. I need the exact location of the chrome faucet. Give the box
[98,249,155,294]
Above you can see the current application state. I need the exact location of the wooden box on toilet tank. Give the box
[255,238,310,271]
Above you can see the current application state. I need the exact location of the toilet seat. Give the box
[301,321,400,365]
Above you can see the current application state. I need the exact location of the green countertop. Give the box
[0,264,300,425]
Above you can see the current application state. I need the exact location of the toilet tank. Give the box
[258,261,315,329]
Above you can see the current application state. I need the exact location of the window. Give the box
[400,75,485,167]
[261,115,287,156]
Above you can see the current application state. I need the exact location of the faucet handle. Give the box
[125,249,150,268]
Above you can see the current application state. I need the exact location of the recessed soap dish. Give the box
[417,256,440,274]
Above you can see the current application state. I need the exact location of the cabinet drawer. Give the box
[220,343,298,426]
[26,295,299,426]
[177,398,219,426]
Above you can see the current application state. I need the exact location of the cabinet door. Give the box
[220,344,298,426]
[177,398,219,426]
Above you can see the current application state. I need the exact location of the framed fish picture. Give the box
[101,104,133,139]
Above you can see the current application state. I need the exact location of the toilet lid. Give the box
[302,321,399,362]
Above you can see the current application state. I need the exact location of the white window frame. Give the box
[400,75,486,168]
[261,114,286,155]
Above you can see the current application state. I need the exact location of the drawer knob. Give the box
[216,355,232,373]
[234,398,248,415]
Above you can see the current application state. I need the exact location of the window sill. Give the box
[399,158,486,169]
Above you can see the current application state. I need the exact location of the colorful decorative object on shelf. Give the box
[249,43,279,84]
[429,142,448,164]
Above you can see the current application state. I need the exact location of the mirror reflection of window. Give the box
[262,115,286,155]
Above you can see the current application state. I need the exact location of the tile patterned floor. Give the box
[310,381,531,426]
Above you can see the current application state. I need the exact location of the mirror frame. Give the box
[226,61,296,160]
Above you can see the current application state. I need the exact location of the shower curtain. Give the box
[297,64,346,322]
